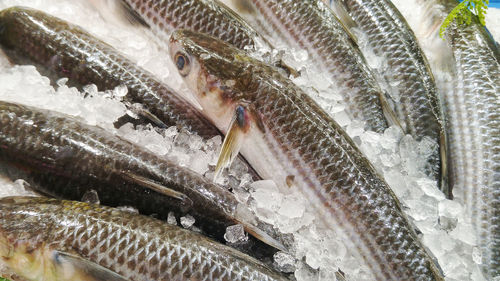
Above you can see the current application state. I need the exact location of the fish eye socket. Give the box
[175,52,190,76]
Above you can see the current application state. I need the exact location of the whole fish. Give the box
[0,6,218,138]
[226,0,394,132]
[419,1,500,278]
[0,101,284,251]
[118,0,270,50]
[324,0,448,193]
[0,196,288,281]
[169,29,444,280]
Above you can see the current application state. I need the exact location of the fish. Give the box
[418,0,500,278]
[117,0,271,50]
[0,6,218,138]
[226,0,397,133]
[0,196,288,281]
[323,0,448,194]
[0,100,286,252]
[169,29,444,280]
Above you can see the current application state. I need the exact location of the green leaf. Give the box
[0,277,11,281]
[439,0,490,38]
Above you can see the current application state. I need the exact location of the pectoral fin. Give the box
[439,129,451,199]
[53,251,130,281]
[380,91,404,131]
[120,171,193,209]
[88,0,149,27]
[215,105,251,179]
[125,102,167,128]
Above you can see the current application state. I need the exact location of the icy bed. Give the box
[0,1,498,280]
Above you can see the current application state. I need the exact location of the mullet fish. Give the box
[419,0,500,278]
[0,101,284,251]
[169,29,444,280]
[226,0,395,132]
[0,6,217,138]
[117,0,270,50]
[0,196,288,281]
[324,0,448,193]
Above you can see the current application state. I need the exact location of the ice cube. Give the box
[278,194,305,218]
[167,212,177,225]
[223,224,248,243]
[180,215,195,228]
[273,251,296,273]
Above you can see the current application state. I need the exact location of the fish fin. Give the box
[327,0,358,31]
[274,60,300,79]
[115,0,149,27]
[234,205,287,251]
[119,172,193,209]
[52,251,130,281]
[125,102,167,128]
[88,0,149,27]
[215,105,250,179]
[241,223,287,252]
[439,129,452,199]
[380,91,404,131]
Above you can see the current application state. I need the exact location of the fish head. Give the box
[0,197,61,280]
[169,29,256,128]
[0,7,38,47]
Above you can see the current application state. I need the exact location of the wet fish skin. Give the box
[121,0,269,50]
[0,196,288,281]
[0,101,239,240]
[169,29,444,280]
[229,0,390,132]
[326,0,447,192]
[423,2,500,277]
[0,6,219,138]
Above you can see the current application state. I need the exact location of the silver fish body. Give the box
[0,101,246,241]
[326,0,447,191]
[0,196,288,281]
[121,0,270,50]
[427,2,500,278]
[0,6,218,138]
[169,29,444,280]
[227,0,391,132]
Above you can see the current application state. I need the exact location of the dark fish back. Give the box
[0,6,219,138]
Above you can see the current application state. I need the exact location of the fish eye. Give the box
[174,52,190,77]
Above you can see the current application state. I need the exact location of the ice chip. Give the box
[273,251,296,273]
[417,178,445,200]
[167,212,177,225]
[56,77,69,87]
[180,215,195,228]
[278,194,305,218]
[223,224,248,243]
[250,180,282,210]
[115,206,139,214]
[83,84,98,96]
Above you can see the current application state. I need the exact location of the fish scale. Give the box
[0,7,219,138]
[0,197,287,281]
[441,18,500,278]
[170,30,443,280]
[122,0,266,49]
[326,0,446,190]
[0,101,243,240]
[237,0,390,132]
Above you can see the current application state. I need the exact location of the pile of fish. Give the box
[0,0,498,280]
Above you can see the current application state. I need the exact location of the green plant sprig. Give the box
[439,0,489,37]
